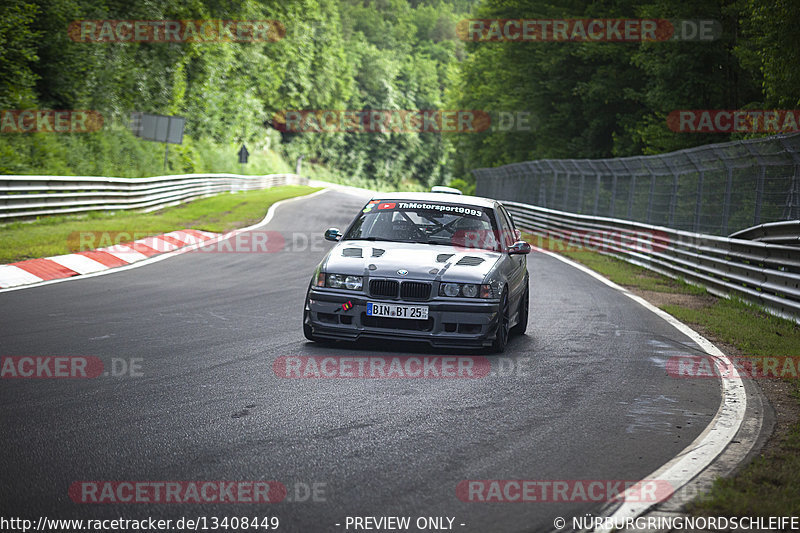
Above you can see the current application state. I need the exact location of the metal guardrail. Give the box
[502,201,800,323]
[729,220,800,246]
[0,173,305,221]
[475,132,800,237]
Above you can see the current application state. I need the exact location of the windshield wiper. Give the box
[345,237,400,242]
[418,240,452,246]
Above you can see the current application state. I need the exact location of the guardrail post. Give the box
[686,151,704,233]
[663,157,680,227]
[555,161,570,211]
[521,162,535,205]
[621,159,636,220]
[543,161,558,208]
[609,167,617,217]
[533,162,547,206]
[598,161,615,217]
[777,136,800,221]
[643,159,657,225]
[742,143,767,225]
[787,173,800,220]
[588,161,601,215]
[755,166,765,225]
[575,160,586,214]
[711,147,734,235]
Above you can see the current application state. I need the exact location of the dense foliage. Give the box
[0,0,797,187]
[0,0,473,186]
[448,0,800,182]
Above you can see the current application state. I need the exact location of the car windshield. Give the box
[344,200,501,251]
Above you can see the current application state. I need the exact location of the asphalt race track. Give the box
[0,188,722,532]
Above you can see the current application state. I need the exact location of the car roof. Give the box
[369,191,497,209]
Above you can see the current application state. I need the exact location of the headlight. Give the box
[462,284,479,298]
[325,273,363,291]
[441,283,460,297]
[344,275,363,290]
[439,283,493,298]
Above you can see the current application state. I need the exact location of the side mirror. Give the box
[508,241,531,255]
[324,228,342,242]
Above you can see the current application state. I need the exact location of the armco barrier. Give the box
[0,173,305,221]
[474,132,800,236]
[502,201,800,323]
[729,220,800,246]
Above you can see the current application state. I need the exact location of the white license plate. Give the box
[366,302,429,320]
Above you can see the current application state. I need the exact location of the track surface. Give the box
[0,189,721,532]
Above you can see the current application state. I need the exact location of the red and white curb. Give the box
[0,229,218,289]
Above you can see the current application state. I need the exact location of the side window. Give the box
[495,207,513,247]
[498,206,516,246]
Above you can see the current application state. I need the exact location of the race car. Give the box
[302,192,530,352]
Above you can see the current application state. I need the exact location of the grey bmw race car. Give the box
[302,191,531,352]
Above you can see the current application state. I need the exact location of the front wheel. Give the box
[491,289,510,353]
[510,281,528,336]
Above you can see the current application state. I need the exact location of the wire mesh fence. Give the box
[473,132,800,236]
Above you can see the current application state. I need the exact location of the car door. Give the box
[496,204,527,313]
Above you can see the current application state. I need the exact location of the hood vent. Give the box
[456,256,485,266]
[342,248,362,258]
[372,248,385,257]
[436,253,454,263]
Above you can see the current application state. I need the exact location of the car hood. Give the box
[323,241,501,283]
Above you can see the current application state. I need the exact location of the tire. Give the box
[303,308,316,342]
[491,289,510,353]
[510,281,529,336]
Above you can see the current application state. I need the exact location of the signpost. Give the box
[238,144,249,165]
[129,112,186,170]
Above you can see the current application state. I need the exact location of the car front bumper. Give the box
[305,287,501,348]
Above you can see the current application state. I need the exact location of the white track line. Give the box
[530,246,747,531]
[0,187,333,293]
[48,254,108,275]
[0,265,45,287]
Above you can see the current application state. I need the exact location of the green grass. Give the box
[671,299,800,517]
[664,299,800,359]
[0,185,320,263]
[524,233,706,294]
[688,419,800,517]
[526,231,800,517]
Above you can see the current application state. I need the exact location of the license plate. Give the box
[366,302,429,320]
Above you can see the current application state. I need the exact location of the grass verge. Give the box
[526,233,800,517]
[0,185,321,264]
